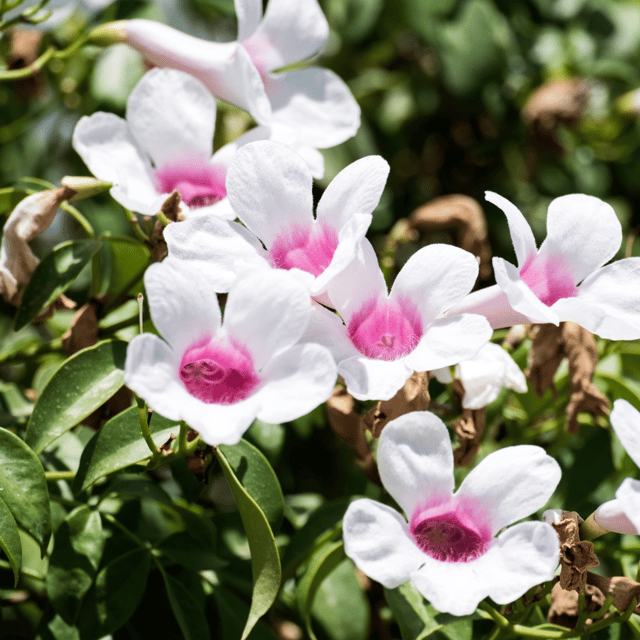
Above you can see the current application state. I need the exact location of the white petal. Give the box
[343,499,425,588]
[242,0,328,71]
[210,125,273,168]
[265,68,361,148]
[268,123,325,178]
[594,495,639,535]
[235,0,262,41]
[485,192,537,268]
[616,478,640,534]
[538,194,621,285]
[316,155,389,231]
[493,258,560,325]
[402,314,492,373]
[164,216,269,292]
[254,343,336,423]
[611,399,640,468]
[189,399,262,446]
[223,269,311,369]
[338,356,413,401]
[455,446,561,535]
[390,245,479,325]
[327,239,387,326]
[144,258,221,354]
[551,259,640,340]
[226,140,314,247]
[301,303,360,362]
[72,112,161,215]
[377,411,454,518]
[126,68,215,169]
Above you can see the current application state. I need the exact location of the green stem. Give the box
[122,207,148,243]
[59,201,95,238]
[44,470,75,482]
[136,398,158,457]
[0,45,55,79]
[178,421,189,456]
[155,211,171,227]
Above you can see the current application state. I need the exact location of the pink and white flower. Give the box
[163,140,389,299]
[72,68,279,219]
[124,260,337,445]
[97,0,360,148]
[449,192,640,340]
[343,411,561,616]
[304,239,492,401]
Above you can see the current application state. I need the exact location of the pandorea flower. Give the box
[96,0,360,148]
[163,140,389,299]
[73,68,282,219]
[592,400,640,535]
[450,192,640,340]
[305,239,492,401]
[125,260,337,445]
[343,411,561,616]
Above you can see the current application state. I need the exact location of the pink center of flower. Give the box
[155,160,226,209]
[410,500,491,563]
[519,254,577,307]
[268,223,339,277]
[179,338,260,404]
[347,297,422,361]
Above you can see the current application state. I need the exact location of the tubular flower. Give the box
[593,400,640,535]
[304,239,492,401]
[163,140,389,300]
[98,0,360,148]
[124,260,337,445]
[343,411,562,616]
[449,192,640,340]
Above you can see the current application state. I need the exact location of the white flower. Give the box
[433,343,527,409]
[593,399,640,535]
[163,140,389,299]
[98,0,360,148]
[343,412,561,616]
[124,259,337,446]
[73,68,279,219]
[449,192,640,340]
[305,239,492,401]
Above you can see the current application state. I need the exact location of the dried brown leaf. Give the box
[62,303,99,357]
[151,190,183,262]
[548,582,605,629]
[587,573,640,612]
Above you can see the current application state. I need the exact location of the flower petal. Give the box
[610,399,640,469]
[254,343,336,423]
[455,446,561,534]
[223,269,311,368]
[235,0,262,41]
[402,314,492,373]
[265,68,361,148]
[485,192,537,268]
[126,68,215,169]
[301,303,360,361]
[144,258,221,354]
[594,494,639,535]
[538,194,621,285]
[551,258,640,340]
[377,411,454,518]
[615,478,640,534]
[226,140,313,247]
[72,112,161,214]
[338,356,413,401]
[390,244,479,325]
[343,498,425,588]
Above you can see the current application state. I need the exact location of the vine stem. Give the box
[44,470,75,482]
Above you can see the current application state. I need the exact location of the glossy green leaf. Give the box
[161,570,211,640]
[217,448,281,640]
[47,506,105,623]
[296,540,346,640]
[0,427,51,553]
[0,494,22,586]
[596,370,640,407]
[26,340,128,454]
[219,439,284,531]
[15,240,102,330]
[104,236,150,296]
[73,407,179,492]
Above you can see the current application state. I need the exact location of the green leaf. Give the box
[385,582,441,640]
[217,448,281,640]
[595,370,640,407]
[0,428,51,553]
[104,236,151,296]
[0,494,22,586]
[15,240,102,330]
[157,531,226,572]
[73,408,179,492]
[161,570,211,640]
[296,540,346,640]
[26,340,128,454]
[212,587,277,640]
[47,506,105,623]
[219,439,284,531]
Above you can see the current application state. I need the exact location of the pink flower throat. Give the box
[519,255,577,307]
[269,223,338,277]
[155,160,226,209]
[410,500,491,563]
[179,338,259,404]
[348,297,422,361]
